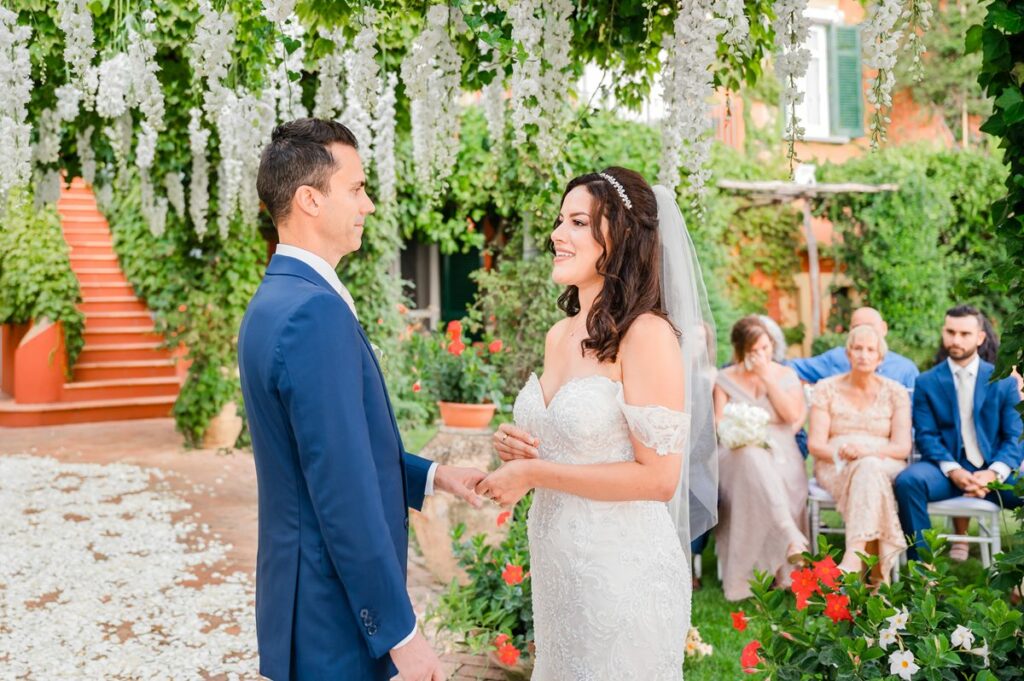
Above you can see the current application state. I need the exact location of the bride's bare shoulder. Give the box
[622,313,677,348]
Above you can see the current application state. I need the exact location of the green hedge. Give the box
[0,188,85,372]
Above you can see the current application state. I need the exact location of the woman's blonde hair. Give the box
[846,324,888,359]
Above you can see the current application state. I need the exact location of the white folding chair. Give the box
[926,496,1003,567]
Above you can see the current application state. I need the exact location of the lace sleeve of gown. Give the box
[809,377,834,410]
[616,389,692,456]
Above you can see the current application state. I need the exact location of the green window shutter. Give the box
[829,25,865,138]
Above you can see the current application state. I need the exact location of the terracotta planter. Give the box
[203,401,243,449]
[437,401,496,430]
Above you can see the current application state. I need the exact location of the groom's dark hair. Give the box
[257,118,359,226]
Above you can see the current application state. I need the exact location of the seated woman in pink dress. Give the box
[715,316,808,601]
[807,325,912,582]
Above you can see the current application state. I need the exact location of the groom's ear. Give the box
[293,185,321,217]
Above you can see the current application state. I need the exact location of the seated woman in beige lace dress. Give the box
[807,325,911,581]
[715,316,809,601]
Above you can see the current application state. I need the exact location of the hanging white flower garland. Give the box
[188,108,212,239]
[313,29,346,120]
[772,0,812,166]
[56,0,96,107]
[269,15,308,123]
[658,1,725,198]
[372,72,398,205]
[262,0,297,24]
[400,4,463,191]
[863,0,905,148]
[0,7,32,207]
[76,126,96,186]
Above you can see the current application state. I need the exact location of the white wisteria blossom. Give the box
[54,83,83,123]
[347,9,380,113]
[715,0,751,54]
[56,0,96,84]
[267,15,307,122]
[950,625,975,650]
[659,0,724,197]
[888,650,919,680]
[902,0,933,83]
[213,87,276,236]
[128,26,166,131]
[313,30,346,120]
[191,0,236,85]
[371,72,398,205]
[400,4,463,189]
[508,0,573,164]
[141,8,157,33]
[772,0,811,165]
[262,0,297,23]
[135,122,158,171]
[140,169,169,236]
[103,112,134,174]
[862,0,904,148]
[0,7,33,205]
[95,52,132,119]
[477,12,506,149]
[76,127,96,185]
[188,108,211,238]
[164,171,186,217]
[32,108,62,166]
[0,455,258,678]
[34,168,62,207]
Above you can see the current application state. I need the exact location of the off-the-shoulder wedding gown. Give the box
[513,373,692,681]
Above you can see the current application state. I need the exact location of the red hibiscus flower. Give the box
[813,556,842,590]
[731,611,748,632]
[740,640,762,672]
[497,510,511,527]
[447,340,466,356]
[790,567,820,610]
[412,381,421,393]
[496,642,520,666]
[502,563,524,586]
[823,592,853,624]
[446,320,462,339]
[489,339,504,354]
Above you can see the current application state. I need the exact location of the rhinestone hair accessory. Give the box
[598,172,633,210]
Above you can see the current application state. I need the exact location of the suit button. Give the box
[359,608,369,620]
[367,624,378,636]
[404,517,410,529]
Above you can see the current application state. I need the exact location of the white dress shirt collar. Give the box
[275,244,357,318]
[947,353,981,380]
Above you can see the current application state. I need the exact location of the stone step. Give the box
[83,327,163,346]
[0,394,175,427]
[78,282,134,297]
[61,376,181,402]
[84,311,154,330]
[78,341,173,364]
[76,269,129,285]
[78,297,147,314]
[69,241,115,256]
[73,359,178,382]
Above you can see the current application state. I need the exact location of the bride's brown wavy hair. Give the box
[552,166,676,363]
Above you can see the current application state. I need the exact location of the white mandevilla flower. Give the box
[659,0,724,197]
[188,108,211,238]
[888,650,919,680]
[971,642,990,667]
[717,402,771,450]
[262,0,297,23]
[400,4,463,190]
[877,626,897,650]
[772,0,811,165]
[371,72,398,205]
[862,0,903,148]
[0,7,34,205]
[886,607,909,632]
[950,625,975,650]
[56,0,95,85]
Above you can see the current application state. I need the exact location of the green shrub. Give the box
[0,188,85,372]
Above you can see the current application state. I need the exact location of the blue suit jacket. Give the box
[913,359,1023,471]
[791,345,919,389]
[238,255,432,681]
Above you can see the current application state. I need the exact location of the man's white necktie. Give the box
[955,368,985,468]
[337,283,358,320]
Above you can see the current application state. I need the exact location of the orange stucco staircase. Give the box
[0,178,185,427]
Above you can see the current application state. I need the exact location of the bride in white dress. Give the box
[476,167,717,680]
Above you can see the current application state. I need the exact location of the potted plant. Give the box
[422,320,506,429]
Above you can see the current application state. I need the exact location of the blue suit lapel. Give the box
[936,362,960,430]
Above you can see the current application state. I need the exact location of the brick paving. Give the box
[0,418,508,680]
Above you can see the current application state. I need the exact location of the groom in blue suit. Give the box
[240,119,485,680]
[894,305,1023,559]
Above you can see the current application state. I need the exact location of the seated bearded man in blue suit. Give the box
[894,305,1024,559]
[239,119,486,681]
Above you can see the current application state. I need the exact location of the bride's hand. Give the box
[493,423,540,462]
[475,459,535,507]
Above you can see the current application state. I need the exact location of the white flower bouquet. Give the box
[717,402,771,450]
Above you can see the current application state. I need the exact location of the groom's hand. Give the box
[390,631,445,681]
[434,465,488,508]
